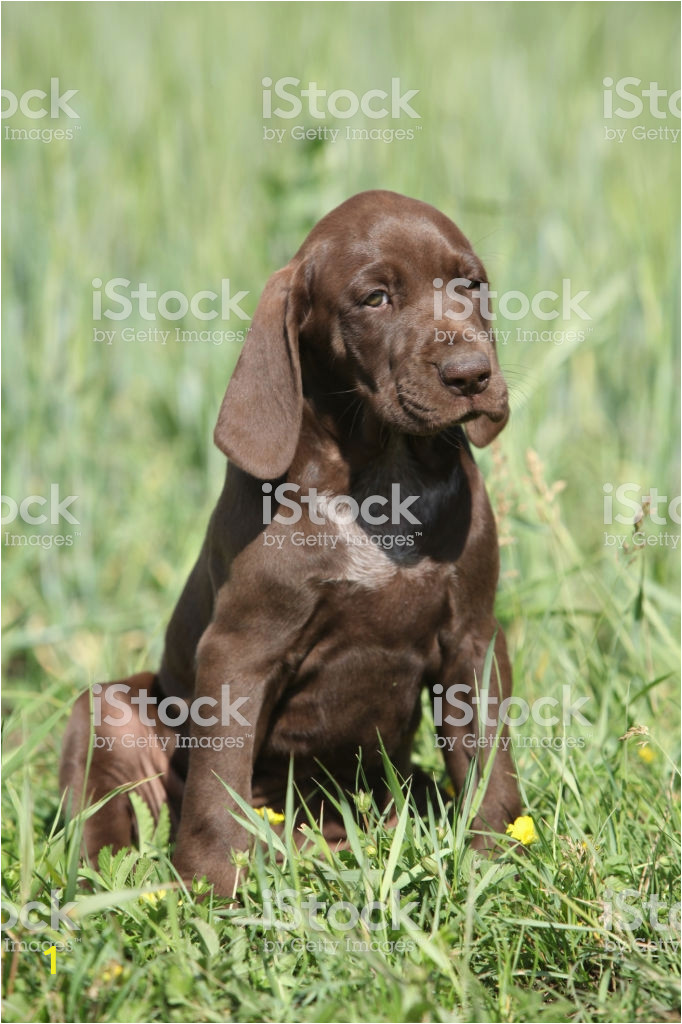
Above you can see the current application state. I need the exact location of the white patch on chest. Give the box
[313,491,419,588]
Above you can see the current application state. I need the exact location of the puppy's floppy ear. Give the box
[465,407,509,448]
[214,261,306,480]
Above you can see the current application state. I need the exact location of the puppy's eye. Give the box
[363,290,390,307]
[463,280,483,290]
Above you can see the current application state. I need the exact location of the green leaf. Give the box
[189,915,220,958]
[129,791,155,853]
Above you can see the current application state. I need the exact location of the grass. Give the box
[2,2,680,1021]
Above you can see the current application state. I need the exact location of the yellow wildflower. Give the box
[254,806,285,825]
[506,815,538,845]
[101,963,124,983]
[638,744,655,764]
[140,889,167,906]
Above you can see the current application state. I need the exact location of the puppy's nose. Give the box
[439,353,491,396]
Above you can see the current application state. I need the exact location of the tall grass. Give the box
[2,3,680,1021]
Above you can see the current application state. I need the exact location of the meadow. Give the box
[2,3,680,1021]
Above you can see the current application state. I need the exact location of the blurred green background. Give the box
[2,5,680,1021]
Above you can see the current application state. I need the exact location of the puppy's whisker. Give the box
[348,397,365,436]
[324,386,362,398]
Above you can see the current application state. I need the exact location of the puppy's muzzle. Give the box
[438,353,491,396]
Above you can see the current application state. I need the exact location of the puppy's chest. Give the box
[319,522,432,588]
[265,565,451,761]
[307,466,450,590]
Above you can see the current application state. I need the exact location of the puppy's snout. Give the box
[438,352,491,396]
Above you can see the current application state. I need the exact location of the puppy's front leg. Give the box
[437,623,521,847]
[172,594,297,896]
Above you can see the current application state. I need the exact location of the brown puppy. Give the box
[60,190,522,895]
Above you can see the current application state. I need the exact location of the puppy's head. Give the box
[216,190,509,479]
